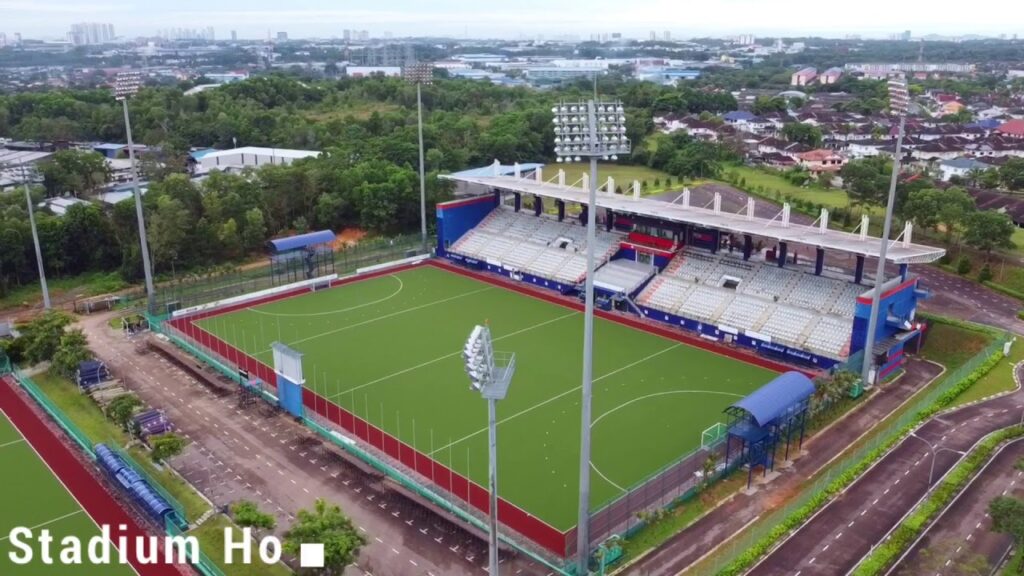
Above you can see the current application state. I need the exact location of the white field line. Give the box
[429,343,683,457]
[252,285,495,355]
[247,275,404,318]
[588,389,746,494]
[0,438,27,449]
[327,310,579,401]
[0,510,84,541]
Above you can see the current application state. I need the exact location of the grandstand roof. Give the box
[267,230,336,253]
[448,163,545,179]
[729,371,816,427]
[440,172,946,264]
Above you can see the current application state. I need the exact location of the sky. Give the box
[1,0,1022,40]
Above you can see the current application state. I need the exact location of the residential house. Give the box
[997,119,1024,139]
[818,67,843,84]
[937,157,991,182]
[939,101,966,117]
[796,149,847,173]
[790,67,817,86]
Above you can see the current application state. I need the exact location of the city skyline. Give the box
[0,0,1022,41]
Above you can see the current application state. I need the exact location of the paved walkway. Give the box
[748,364,1024,576]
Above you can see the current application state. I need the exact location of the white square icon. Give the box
[299,543,325,568]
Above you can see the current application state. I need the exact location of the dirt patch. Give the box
[334,228,367,249]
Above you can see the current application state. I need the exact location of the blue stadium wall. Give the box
[436,193,500,256]
[850,277,927,379]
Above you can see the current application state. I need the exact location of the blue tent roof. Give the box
[723,111,756,122]
[728,371,815,427]
[267,230,336,253]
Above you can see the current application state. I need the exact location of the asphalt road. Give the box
[79,311,550,576]
[891,437,1024,576]
[748,363,1024,576]
[624,359,943,576]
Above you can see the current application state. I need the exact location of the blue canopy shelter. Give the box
[267,230,336,284]
[724,371,815,488]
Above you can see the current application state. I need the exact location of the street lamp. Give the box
[114,71,157,314]
[909,432,966,485]
[861,78,909,388]
[552,99,630,574]
[404,63,433,254]
[462,324,516,576]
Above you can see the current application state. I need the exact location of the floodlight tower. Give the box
[463,324,516,576]
[404,63,433,254]
[9,161,50,309]
[551,99,630,574]
[861,78,910,388]
[114,71,156,314]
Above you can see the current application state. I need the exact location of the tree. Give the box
[147,195,192,274]
[840,157,892,209]
[38,150,111,197]
[999,158,1024,191]
[752,96,786,116]
[963,210,1016,259]
[18,311,73,365]
[989,496,1024,572]
[51,329,92,377]
[781,123,823,147]
[150,433,186,462]
[241,208,267,252]
[901,187,975,246]
[107,394,142,431]
[231,500,277,530]
[284,499,365,574]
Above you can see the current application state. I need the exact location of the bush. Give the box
[938,253,952,265]
[666,177,673,187]
[232,500,277,530]
[653,178,661,187]
[978,263,993,283]
[956,256,972,275]
[150,433,186,462]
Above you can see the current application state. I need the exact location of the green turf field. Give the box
[196,265,776,530]
[0,410,135,576]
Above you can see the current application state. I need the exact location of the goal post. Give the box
[701,422,728,450]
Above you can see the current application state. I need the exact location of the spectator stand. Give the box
[267,230,336,286]
[723,371,816,490]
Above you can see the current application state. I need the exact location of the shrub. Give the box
[653,178,661,187]
[956,256,972,275]
[978,263,993,283]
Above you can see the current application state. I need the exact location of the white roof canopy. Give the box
[441,169,945,265]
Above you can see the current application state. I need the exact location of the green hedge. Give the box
[715,348,1006,576]
[852,425,1024,575]
[983,280,1024,303]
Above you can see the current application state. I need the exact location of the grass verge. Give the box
[30,371,211,521]
[189,515,292,576]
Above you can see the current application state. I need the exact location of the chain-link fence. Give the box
[121,233,424,313]
[697,330,1010,575]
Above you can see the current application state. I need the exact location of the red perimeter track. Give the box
[0,376,182,576]
[168,258,809,558]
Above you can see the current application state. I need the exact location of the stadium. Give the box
[149,161,943,566]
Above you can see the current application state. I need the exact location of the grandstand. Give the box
[440,164,944,373]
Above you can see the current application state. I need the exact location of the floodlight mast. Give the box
[13,162,50,309]
[861,79,909,388]
[404,63,433,254]
[114,71,157,314]
[462,324,515,576]
[552,99,630,574]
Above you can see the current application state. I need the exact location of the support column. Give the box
[855,254,865,284]
[710,230,720,254]
[743,234,753,261]
[557,200,565,222]
[514,192,521,212]
[777,242,788,268]
[899,263,909,281]
[815,247,825,276]
[580,205,588,226]
[534,196,543,217]
[605,209,614,231]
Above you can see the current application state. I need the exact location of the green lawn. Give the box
[918,323,993,369]
[722,166,855,212]
[196,265,777,530]
[950,340,1022,407]
[30,372,211,522]
[189,516,292,576]
[0,410,135,576]
[0,272,127,312]
[555,164,676,195]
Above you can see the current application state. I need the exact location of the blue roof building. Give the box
[723,111,757,123]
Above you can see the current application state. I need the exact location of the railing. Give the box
[9,368,96,459]
[165,517,226,576]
